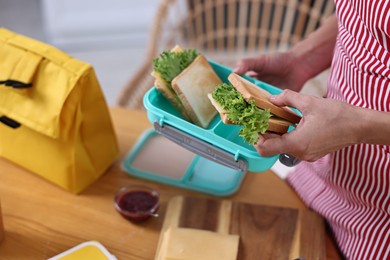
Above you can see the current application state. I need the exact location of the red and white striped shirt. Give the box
[287,1,390,259]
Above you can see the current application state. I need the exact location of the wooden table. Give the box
[0,108,341,259]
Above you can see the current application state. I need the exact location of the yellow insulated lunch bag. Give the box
[0,28,119,193]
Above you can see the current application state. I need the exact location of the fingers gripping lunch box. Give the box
[122,61,299,196]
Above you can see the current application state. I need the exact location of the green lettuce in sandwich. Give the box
[208,73,301,144]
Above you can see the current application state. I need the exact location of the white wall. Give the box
[41,0,159,51]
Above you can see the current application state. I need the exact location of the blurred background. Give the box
[1,0,334,178]
[0,0,159,105]
[1,0,332,107]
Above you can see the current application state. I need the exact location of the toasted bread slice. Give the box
[151,72,191,121]
[267,116,293,134]
[151,45,192,120]
[172,55,222,128]
[170,45,183,53]
[151,71,175,102]
[228,73,301,124]
[207,93,232,124]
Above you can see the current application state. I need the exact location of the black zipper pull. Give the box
[0,116,21,129]
[0,80,32,89]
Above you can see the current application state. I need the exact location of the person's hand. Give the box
[254,90,363,161]
[233,15,338,93]
[233,52,313,92]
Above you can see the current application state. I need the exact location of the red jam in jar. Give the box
[114,186,159,222]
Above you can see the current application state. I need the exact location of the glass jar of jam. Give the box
[114,185,160,222]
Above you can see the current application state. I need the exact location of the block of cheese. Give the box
[157,227,239,260]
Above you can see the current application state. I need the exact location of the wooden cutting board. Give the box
[156,196,325,260]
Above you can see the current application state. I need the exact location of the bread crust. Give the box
[228,73,301,124]
[267,117,293,134]
[207,94,232,124]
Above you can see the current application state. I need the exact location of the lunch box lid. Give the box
[122,129,246,197]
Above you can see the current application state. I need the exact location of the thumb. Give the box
[255,134,288,157]
[269,89,304,110]
[233,57,265,75]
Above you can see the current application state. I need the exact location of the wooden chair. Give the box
[117,0,335,109]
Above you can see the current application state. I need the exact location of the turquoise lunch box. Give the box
[122,61,298,196]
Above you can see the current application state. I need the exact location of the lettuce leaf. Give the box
[212,83,271,144]
[153,49,199,85]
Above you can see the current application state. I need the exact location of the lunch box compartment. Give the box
[212,121,253,149]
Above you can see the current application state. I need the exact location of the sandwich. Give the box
[151,46,222,128]
[208,73,301,144]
